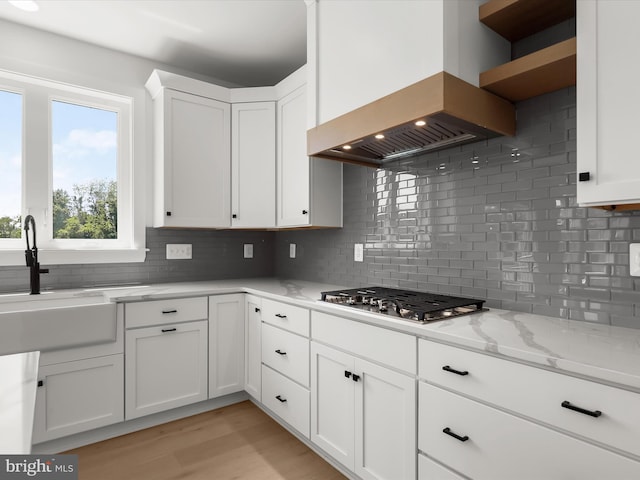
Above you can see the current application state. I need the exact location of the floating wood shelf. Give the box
[479,37,576,102]
[479,0,576,42]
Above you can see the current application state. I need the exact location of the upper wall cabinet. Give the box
[276,70,342,228]
[306,0,510,127]
[146,72,231,228]
[231,101,276,228]
[577,0,640,209]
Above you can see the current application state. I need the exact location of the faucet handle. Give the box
[25,249,34,267]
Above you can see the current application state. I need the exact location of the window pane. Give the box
[0,89,22,239]
[52,101,118,239]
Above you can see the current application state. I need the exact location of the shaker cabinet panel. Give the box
[32,354,124,444]
[125,320,208,420]
[209,294,245,398]
[577,0,640,206]
[152,88,231,227]
[244,295,262,400]
[231,102,276,228]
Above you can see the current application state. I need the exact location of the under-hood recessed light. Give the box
[8,0,39,12]
[415,120,427,127]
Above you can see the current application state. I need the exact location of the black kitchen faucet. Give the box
[24,215,49,294]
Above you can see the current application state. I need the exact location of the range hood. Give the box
[307,72,516,167]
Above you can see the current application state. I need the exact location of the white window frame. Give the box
[0,69,145,265]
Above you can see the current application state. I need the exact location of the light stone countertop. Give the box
[98,278,640,392]
[0,350,39,454]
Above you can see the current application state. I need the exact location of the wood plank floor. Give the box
[65,401,346,480]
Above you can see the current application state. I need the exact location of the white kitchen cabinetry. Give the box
[311,341,416,480]
[277,82,342,228]
[244,294,262,400]
[208,294,244,398]
[260,298,311,438]
[577,0,640,207]
[33,355,124,444]
[231,101,276,228]
[310,311,416,480]
[418,339,640,478]
[32,307,125,445]
[125,298,208,420]
[146,72,231,228]
[306,0,509,126]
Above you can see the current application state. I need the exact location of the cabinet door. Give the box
[277,85,310,227]
[355,357,416,480]
[32,354,124,444]
[577,0,640,206]
[156,88,230,227]
[209,294,244,398]
[310,342,355,470]
[231,102,276,228]
[244,295,262,400]
[125,320,208,420]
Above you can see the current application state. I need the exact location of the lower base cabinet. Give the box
[418,454,464,480]
[33,354,124,444]
[209,294,245,398]
[311,341,416,480]
[262,365,310,437]
[125,320,208,420]
[419,382,640,479]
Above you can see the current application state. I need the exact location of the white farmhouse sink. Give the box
[0,291,117,356]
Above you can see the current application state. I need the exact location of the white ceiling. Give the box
[0,0,307,87]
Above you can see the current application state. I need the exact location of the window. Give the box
[0,89,22,240]
[0,70,143,265]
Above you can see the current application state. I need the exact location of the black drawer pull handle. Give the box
[275,349,287,356]
[344,370,352,378]
[161,328,177,333]
[442,365,469,376]
[162,309,177,314]
[352,374,361,382]
[275,313,287,318]
[561,401,602,418]
[443,427,469,442]
[275,395,287,403]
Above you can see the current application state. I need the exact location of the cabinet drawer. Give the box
[125,297,208,328]
[262,299,309,336]
[418,454,464,480]
[312,311,416,374]
[262,323,309,387]
[419,382,640,480]
[419,339,640,458]
[262,365,310,438]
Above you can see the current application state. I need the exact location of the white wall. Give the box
[0,19,235,228]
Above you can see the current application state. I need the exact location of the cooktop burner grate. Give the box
[320,287,486,323]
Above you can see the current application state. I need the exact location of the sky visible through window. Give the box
[0,89,22,219]
[52,100,117,195]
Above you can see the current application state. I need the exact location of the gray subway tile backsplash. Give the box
[275,86,640,329]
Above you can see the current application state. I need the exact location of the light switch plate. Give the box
[630,244,640,276]
[289,243,296,259]
[166,244,192,259]
[354,243,364,262]
[244,244,254,259]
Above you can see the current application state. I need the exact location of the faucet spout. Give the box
[23,215,48,294]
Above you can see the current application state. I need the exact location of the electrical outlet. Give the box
[290,243,296,259]
[354,243,364,262]
[631,244,640,276]
[166,244,192,259]
[244,244,254,259]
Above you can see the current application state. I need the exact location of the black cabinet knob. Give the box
[166,211,172,216]
[578,172,591,182]
[344,370,352,378]
[302,209,308,215]
[352,374,361,382]
[254,307,260,313]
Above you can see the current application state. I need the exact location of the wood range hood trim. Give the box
[307,72,516,167]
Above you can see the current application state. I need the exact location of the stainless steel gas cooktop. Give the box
[320,287,486,324]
